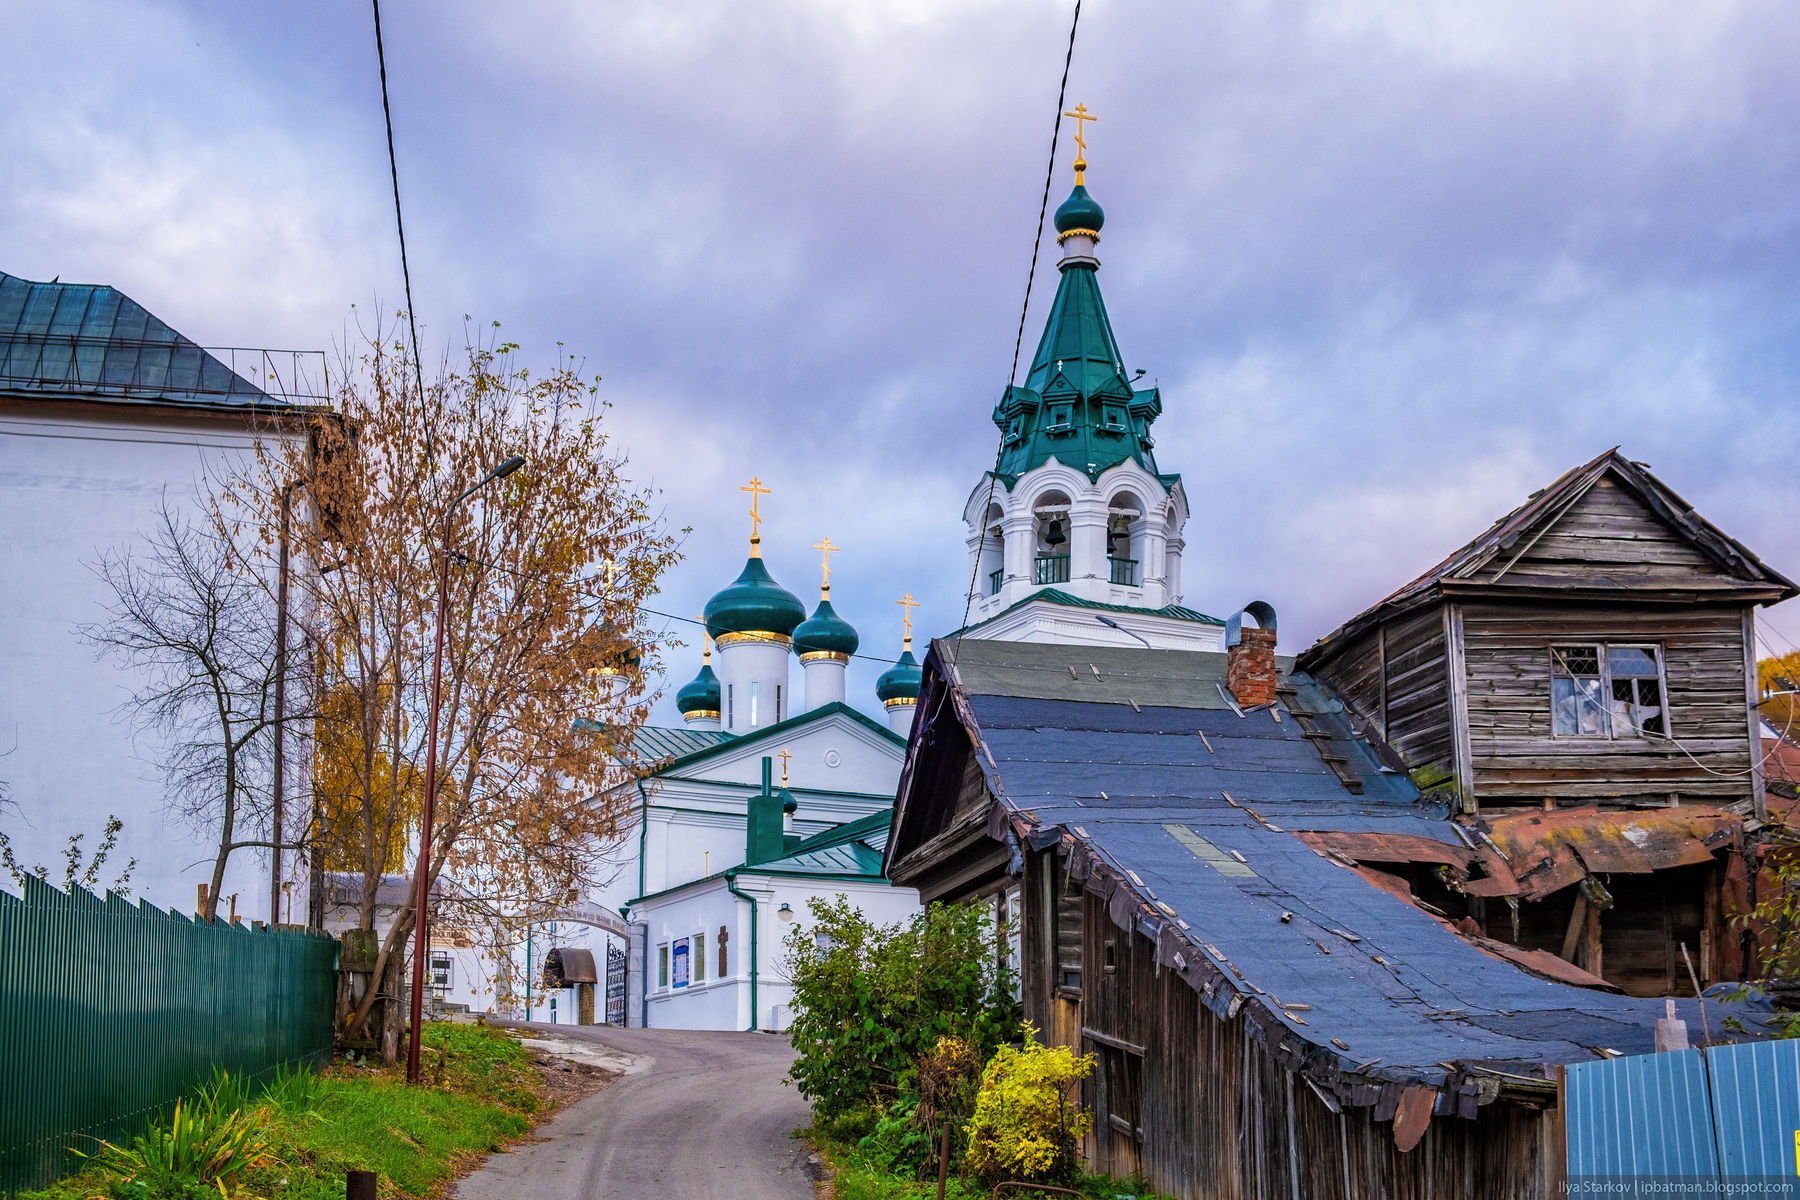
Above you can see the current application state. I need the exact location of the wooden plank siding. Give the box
[1474,477,1748,592]
[1017,849,1558,1199]
[1459,600,1756,805]
[1310,604,1458,792]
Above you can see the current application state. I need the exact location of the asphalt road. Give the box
[454,1023,819,1200]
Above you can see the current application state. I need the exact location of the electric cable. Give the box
[948,0,1083,667]
[371,0,432,426]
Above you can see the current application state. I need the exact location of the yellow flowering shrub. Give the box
[963,1023,1094,1186]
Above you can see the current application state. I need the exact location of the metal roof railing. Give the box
[0,332,330,405]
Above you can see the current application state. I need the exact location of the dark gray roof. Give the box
[926,638,1775,1104]
[0,272,325,411]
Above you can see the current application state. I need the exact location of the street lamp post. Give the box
[406,454,525,1084]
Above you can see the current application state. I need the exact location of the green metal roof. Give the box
[629,724,733,766]
[736,810,891,880]
[646,701,903,777]
[0,272,327,411]
[988,184,1170,487]
[946,587,1224,639]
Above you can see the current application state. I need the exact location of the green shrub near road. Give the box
[24,1023,543,1200]
[784,896,1019,1121]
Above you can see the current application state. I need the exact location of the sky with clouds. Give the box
[7,0,1800,723]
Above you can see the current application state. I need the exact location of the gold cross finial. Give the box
[812,536,841,597]
[603,557,618,589]
[697,615,711,663]
[897,592,919,650]
[1063,102,1097,185]
[740,476,771,556]
[777,748,792,785]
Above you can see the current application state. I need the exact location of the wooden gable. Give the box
[1464,470,1764,594]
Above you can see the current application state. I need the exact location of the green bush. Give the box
[785,896,1018,1119]
[964,1023,1093,1188]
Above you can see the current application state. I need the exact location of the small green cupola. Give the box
[794,598,858,660]
[876,650,922,707]
[876,593,924,733]
[1054,184,1104,239]
[676,633,722,723]
[794,541,858,662]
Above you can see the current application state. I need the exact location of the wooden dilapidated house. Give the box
[1297,448,1796,996]
[885,451,1792,1199]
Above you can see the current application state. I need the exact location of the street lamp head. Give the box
[490,455,526,482]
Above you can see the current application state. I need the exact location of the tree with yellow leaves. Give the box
[229,319,680,1058]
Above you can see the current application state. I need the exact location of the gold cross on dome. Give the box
[1063,102,1097,183]
[897,593,919,649]
[812,536,841,595]
[777,748,792,785]
[1064,103,1097,153]
[697,614,712,662]
[740,476,771,552]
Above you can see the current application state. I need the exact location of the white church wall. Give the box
[0,406,305,924]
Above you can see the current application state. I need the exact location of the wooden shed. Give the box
[1295,450,1795,995]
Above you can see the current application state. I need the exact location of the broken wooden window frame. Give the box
[1550,642,1669,740]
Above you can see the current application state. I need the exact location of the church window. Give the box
[727,685,735,727]
[1047,403,1073,432]
[751,681,760,725]
[775,684,783,722]
[673,938,691,988]
[657,943,669,989]
[718,926,729,977]
[693,933,706,983]
[1004,416,1025,443]
[1100,403,1127,431]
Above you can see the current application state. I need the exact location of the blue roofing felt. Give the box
[944,650,1775,1088]
[0,272,290,407]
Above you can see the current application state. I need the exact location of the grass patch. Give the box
[805,1128,1170,1200]
[24,1023,546,1200]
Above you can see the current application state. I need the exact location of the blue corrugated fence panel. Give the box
[1707,1038,1800,1178]
[1566,1049,1720,1178]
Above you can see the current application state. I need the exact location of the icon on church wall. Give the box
[672,937,691,988]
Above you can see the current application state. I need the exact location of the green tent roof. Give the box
[988,183,1171,488]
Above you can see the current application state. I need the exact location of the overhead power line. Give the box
[371,0,431,425]
[953,0,1083,644]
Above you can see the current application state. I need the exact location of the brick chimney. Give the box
[1226,625,1279,709]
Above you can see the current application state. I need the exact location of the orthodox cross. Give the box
[1063,102,1097,183]
[741,476,771,553]
[777,748,792,785]
[897,592,919,650]
[812,536,841,596]
[697,614,712,662]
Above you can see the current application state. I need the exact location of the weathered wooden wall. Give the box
[1311,604,1456,790]
[1020,848,1557,1199]
[1469,476,1745,591]
[1460,600,1755,805]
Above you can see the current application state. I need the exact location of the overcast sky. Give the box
[8,0,1800,723]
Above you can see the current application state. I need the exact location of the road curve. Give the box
[454,1023,817,1200]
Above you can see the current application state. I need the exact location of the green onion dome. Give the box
[876,649,923,706]
[704,555,806,641]
[792,597,859,660]
[676,662,721,716]
[778,787,798,816]
[1054,183,1105,237]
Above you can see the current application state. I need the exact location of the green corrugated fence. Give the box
[0,874,337,1193]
